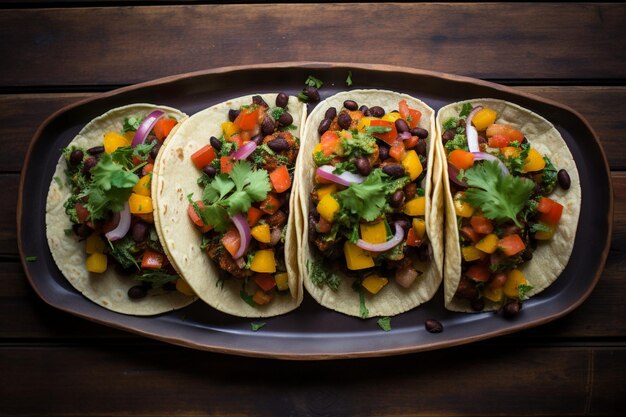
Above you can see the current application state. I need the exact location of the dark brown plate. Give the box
[18,63,611,359]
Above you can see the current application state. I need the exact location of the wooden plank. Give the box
[1,4,625,87]
[2,87,625,173]
[2,345,623,416]
[0,174,17,255]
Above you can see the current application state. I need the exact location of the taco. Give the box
[153,94,306,317]
[296,90,443,318]
[435,99,581,313]
[45,104,197,315]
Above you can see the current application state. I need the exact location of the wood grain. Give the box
[1,4,625,87]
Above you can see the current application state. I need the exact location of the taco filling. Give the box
[60,110,194,300]
[441,102,573,312]
[186,94,299,307]
[307,96,433,313]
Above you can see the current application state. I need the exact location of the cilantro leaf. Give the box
[25,256,37,262]
[123,116,141,133]
[342,132,377,157]
[518,284,534,301]
[530,223,552,233]
[134,269,179,288]
[108,236,140,270]
[444,134,468,152]
[460,103,473,118]
[377,316,392,331]
[442,117,458,130]
[346,71,353,86]
[240,290,256,307]
[462,161,534,227]
[540,156,558,195]
[270,107,285,121]
[313,151,334,166]
[85,154,139,220]
[251,322,266,331]
[308,260,341,290]
[352,280,369,319]
[305,75,323,89]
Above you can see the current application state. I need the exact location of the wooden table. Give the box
[2,3,624,415]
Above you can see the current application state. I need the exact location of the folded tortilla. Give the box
[153,94,306,317]
[45,104,196,315]
[296,89,444,317]
[435,99,582,312]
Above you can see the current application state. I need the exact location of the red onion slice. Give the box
[397,131,412,141]
[465,106,483,153]
[472,152,510,176]
[105,202,131,241]
[131,110,165,148]
[316,165,364,186]
[233,141,257,160]
[356,223,404,253]
[231,213,251,260]
[447,163,468,189]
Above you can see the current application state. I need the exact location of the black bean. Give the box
[87,146,104,155]
[268,138,289,152]
[278,111,293,127]
[558,169,571,190]
[252,95,269,108]
[503,300,522,318]
[276,92,289,108]
[382,164,405,178]
[390,190,405,208]
[261,116,275,135]
[128,285,147,299]
[149,142,162,159]
[343,100,358,111]
[368,106,385,118]
[521,248,533,261]
[132,221,148,243]
[442,129,455,143]
[228,109,240,122]
[324,107,337,120]
[210,136,222,151]
[425,319,443,333]
[416,140,427,157]
[318,118,332,135]
[355,157,371,176]
[378,145,389,162]
[409,128,427,139]
[69,149,84,166]
[395,118,409,133]
[203,165,217,178]
[359,105,368,113]
[337,112,352,130]
[302,86,320,102]
[471,298,485,312]
[251,134,263,145]
[81,157,97,175]
[73,224,92,238]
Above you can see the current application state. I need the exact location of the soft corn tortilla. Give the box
[153,94,306,318]
[45,104,196,315]
[435,99,582,312]
[296,89,443,317]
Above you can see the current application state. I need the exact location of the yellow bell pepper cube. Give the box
[313,143,323,154]
[221,121,240,140]
[362,275,389,295]
[128,193,153,214]
[250,250,276,273]
[317,194,340,223]
[344,242,374,270]
[250,223,271,243]
[382,112,402,123]
[412,218,427,240]
[454,192,474,218]
[124,131,135,141]
[534,223,557,240]
[103,132,130,154]
[475,233,498,254]
[504,269,528,298]
[523,148,546,172]
[360,221,387,244]
[316,184,337,201]
[403,196,426,216]
[86,252,107,273]
[483,286,503,302]
[85,233,106,254]
[175,278,195,296]
[472,108,498,132]
[500,146,520,159]
[401,150,423,181]
[132,174,152,197]
[274,272,289,291]
[357,116,373,132]
[462,246,483,262]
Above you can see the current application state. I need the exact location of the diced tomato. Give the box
[187,201,206,227]
[234,107,260,131]
[153,118,177,141]
[252,290,272,305]
[403,136,419,149]
[254,273,276,292]
[470,215,494,234]
[466,264,490,282]
[406,227,422,247]
[141,250,164,270]
[370,119,397,145]
[191,145,216,170]
[540,200,563,225]
[488,134,512,148]
[389,141,406,161]
[320,131,340,156]
[317,216,331,233]
[407,109,422,129]
[220,156,234,174]
[537,196,554,213]
[486,124,524,142]
[498,234,526,256]
[269,165,291,193]
[460,226,480,243]
[398,100,410,120]
[260,193,281,215]
[247,207,263,227]
[448,150,475,170]
[142,163,154,176]
[75,202,90,223]
[221,228,241,258]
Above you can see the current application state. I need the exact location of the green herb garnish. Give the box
[251,322,266,331]
[518,284,533,300]
[25,256,37,262]
[377,317,392,331]
[308,260,341,291]
[346,71,353,86]
[305,75,323,89]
